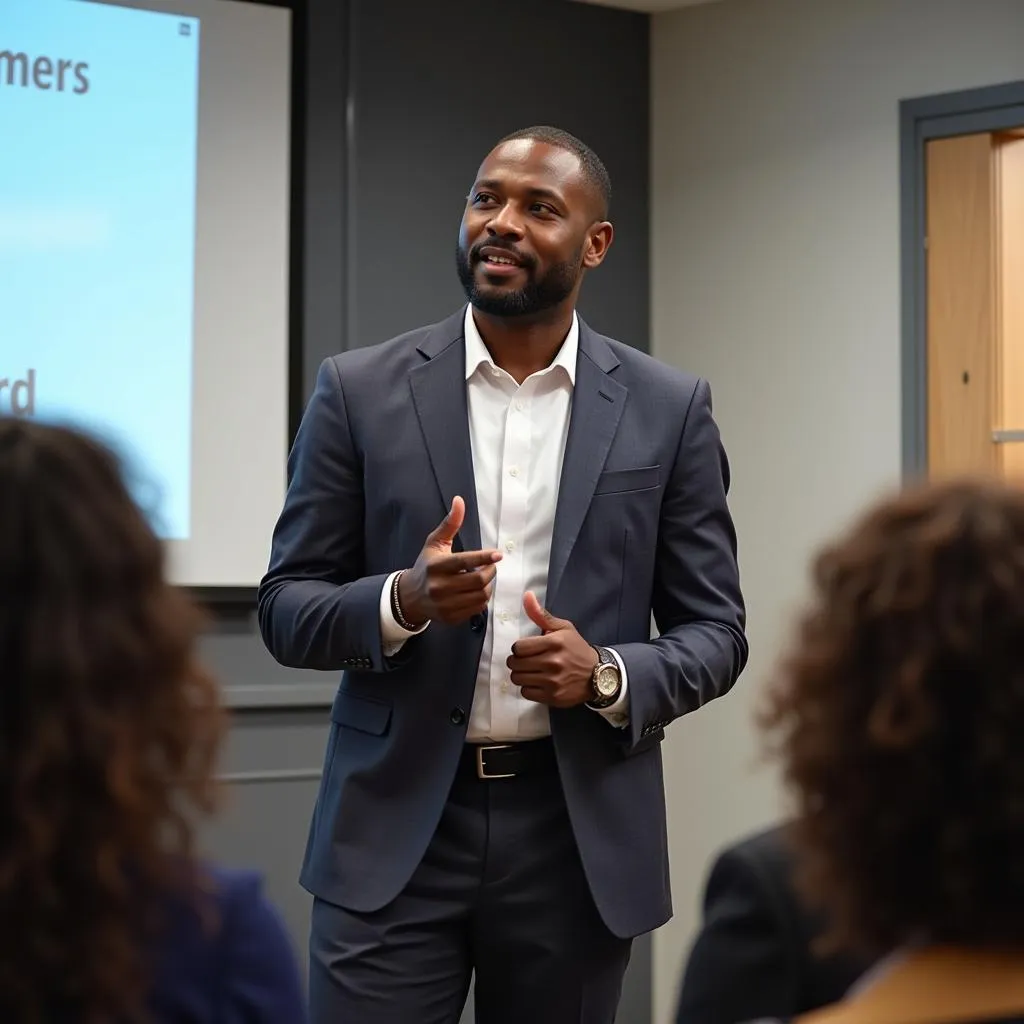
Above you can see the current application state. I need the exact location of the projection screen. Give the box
[1,0,292,593]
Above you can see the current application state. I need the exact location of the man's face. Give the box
[455,139,606,319]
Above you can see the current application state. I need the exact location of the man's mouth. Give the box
[476,247,525,277]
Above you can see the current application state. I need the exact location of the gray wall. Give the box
[649,1,1024,1021]
[347,0,650,350]
[201,0,652,1020]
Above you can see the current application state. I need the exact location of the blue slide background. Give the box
[0,0,199,539]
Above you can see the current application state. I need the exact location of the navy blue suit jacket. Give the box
[147,866,305,1023]
[258,308,747,939]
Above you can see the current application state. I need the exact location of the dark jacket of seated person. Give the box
[675,825,870,1024]
[149,865,305,1023]
[0,417,306,1024]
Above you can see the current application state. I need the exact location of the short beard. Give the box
[455,242,581,319]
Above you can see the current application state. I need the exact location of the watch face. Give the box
[595,664,619,697]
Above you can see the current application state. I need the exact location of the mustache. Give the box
[468,240,535,269]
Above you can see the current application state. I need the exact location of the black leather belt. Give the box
[458,738,557,780]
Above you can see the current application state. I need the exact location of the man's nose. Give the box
[486,202,524,239]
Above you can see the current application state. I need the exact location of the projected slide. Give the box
[1,0,200,540]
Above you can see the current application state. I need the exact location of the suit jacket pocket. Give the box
[330,689,393,736]
[593,465,660,496]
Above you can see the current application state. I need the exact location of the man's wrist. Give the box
[392,569,426,630]
[589,648,629,727]
[585,645,623,709]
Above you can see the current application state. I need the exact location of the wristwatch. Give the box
[586,646,622,709]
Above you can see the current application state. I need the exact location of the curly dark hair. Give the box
[0,417,225,1023]
[760,477,1024,958]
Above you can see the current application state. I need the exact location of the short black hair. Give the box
[495,125,611,220]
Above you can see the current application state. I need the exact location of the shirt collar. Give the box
[463,304,578,385]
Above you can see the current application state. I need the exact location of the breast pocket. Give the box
[593,465,660,496]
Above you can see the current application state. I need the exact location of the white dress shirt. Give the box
[379,305,629,742]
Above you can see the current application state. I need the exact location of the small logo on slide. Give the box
[179,22,192,36]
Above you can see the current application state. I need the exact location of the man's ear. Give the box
[583,221,614,270]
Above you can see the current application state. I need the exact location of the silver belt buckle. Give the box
[476,744,515,780]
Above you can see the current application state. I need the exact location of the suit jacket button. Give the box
[470,614,485,632]
[449,707,466,726]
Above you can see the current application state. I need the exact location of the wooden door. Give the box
[925,133,999,478]
[926,130,1024,479]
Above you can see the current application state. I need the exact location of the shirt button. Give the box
[505,540,516,552]
[449,707,466,725]
[500,611,511,623]
[514,399,524,411]
[509,466,520,478]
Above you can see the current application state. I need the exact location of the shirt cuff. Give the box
[591,647,629,729]
[379,571,429,657]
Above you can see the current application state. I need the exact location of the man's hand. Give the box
[506,591,598,708]
[397,496,502,627]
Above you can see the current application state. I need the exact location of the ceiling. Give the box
[572,0,722,11]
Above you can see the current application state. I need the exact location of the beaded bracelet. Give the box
[391,569,419,632]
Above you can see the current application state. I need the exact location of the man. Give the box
[258,125,747,1024]
[675,825,871,1024]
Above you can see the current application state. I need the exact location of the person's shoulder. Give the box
[699,824,795,904]
[328,310,464,378]
[727,823,793,871]
[202,865,306,1017]
[584,324,703,395]
[158,864,296,966]
[161,864,286,951]
[202,865,295,950]
[150,865,305,1022]
[204,863,265,912]
[710,823,794,887]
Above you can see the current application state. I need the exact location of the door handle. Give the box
[992,430,1024,443]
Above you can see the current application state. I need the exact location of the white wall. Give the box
[650,1,1024,1020]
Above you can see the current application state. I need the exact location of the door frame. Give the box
[900,79,1024,477]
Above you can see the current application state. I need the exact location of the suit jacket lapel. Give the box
[546,323,626,610]
[408,311,482,553]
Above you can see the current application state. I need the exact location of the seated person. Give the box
[757,478,1024,1024]
[0,418,306,1023]
[675,823,870,1024]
